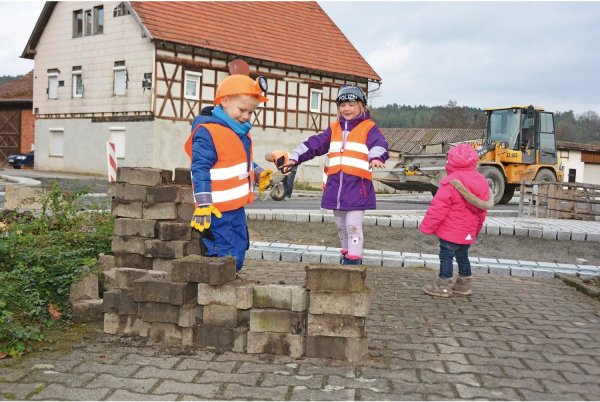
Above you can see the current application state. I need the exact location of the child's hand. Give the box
[370,159,385,169]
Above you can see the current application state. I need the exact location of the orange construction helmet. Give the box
[214,74,268,105]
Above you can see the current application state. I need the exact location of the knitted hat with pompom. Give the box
[447,143,479,170]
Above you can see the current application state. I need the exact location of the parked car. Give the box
[7,151,34,169]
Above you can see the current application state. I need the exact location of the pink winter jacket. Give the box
[420,145,490,244]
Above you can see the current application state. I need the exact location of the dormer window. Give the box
[113,3,130,17]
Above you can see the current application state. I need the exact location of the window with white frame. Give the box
[113,61,127,96]
[73,6,103,37]
[184,71,202,100]
[309,88,323,113]
[113,2,130,17]
[49,129,64,157]
[109,127,126,158]
[48,71,59,99]
[72,66,83,98]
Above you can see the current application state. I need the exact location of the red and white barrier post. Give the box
[107,141,117,182]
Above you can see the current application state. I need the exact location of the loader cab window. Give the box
[487,109,520,149]
[520,114,536,150]
[539,112,557,163]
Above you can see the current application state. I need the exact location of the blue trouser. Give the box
[200,207,248,271]
[439,238,471,279]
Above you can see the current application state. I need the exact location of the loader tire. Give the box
[479,166,505,205]
[498,184,516,205]
[534,169,557,183]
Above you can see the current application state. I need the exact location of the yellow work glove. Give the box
[190,205,222,232]
[258,169,273,194]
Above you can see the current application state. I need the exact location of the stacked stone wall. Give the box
[103,167,371,361]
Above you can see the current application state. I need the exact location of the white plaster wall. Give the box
[33,1,154,115]
[559,150,585,183]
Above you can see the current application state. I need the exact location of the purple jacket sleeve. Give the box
[366,125,389,163]
[420,183,452,235]
[288,127,332,164]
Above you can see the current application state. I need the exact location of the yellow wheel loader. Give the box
[376,105,564,205]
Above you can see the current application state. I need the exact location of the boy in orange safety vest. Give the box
[184,75,272,271]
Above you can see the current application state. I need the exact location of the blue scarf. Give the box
[212,106,253,137]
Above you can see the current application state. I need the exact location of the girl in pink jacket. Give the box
[419,143,490,297]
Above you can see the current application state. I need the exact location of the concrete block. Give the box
[152,258,174,275]
[514,227,529,237]
[157,222,191,241]
[3,185,43,210]
[305,265,367,292]
[528,228,543,238]
[262,249,281,261]
[488,265,511,276]
[403,218,418,228]
[133,273,197,305]
[146,322,195,346]
[103,313,133,335]
[557,263,578,269]
[146,186,180,203]
[177,203,195,222]
[172,255,236,285]
[246,332,304,358]
[307,245,328,251]
[301,252,321,264]
[537,261,558,268]
[69,268,99,302]
[571,232,586,241]
[114,218,156,238]
[179,303,200,327]
[376,217,391,227]
[557,231,572,241]
[309,290,371,317]
[282,213,297,222]
[102,289,138,315]
[111,200,143,219]
[178,187,194,205]
[296,213,310,222]
[281,250,302,262]
[110,183,148,202]
[382,257,403,267]
[498,259,519,265]
[532,269,555,279]
[309,213,324,222]
[390,218,403,228]
[363,216,377,226]
[305,336,368,362]
[174,168,192,185]
[115,268,149,289]
[140,302,181,324]
[185,240,202,256]
[195,324,248,350]
[72,299,104,323]
[117,167,172,187]
[510,267,533,277]
[198,280,254,309]
[253,285,307,311]
[362,255,382,267]
[323,214,335,223]
[113,253,153,270]
[203,304,249,328]
[425,260,440,269]
[249,309,306,334]
[246,248,263,260]
[307,314,366,338]
[500,226,514,235]
[320,253,341,265]
[486,225,500,235]
[587,233,600,242]
[517,260,538,266]
[112,236,146,255]
[403,258,425,268]
[96,254,115,272]
[143,203,178,220]
[542,229,558,240]
[470,264,489,274]
[144,240,188,259]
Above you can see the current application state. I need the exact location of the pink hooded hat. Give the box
[447,143,479,171]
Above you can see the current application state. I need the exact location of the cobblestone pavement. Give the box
[2,262,600,400]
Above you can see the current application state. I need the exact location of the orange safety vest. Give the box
[326,119,375,180]
[184,123,254,212]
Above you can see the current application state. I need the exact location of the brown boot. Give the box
[423,277,453,297]
[452,275,473,296]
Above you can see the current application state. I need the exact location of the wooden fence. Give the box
[518,181,600,221]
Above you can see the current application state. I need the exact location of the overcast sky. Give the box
[2,1,599,115]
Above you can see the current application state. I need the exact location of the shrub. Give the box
[0,182,113,356]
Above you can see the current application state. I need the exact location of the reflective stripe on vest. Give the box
[327,119,375,180]
[185,123,254,212]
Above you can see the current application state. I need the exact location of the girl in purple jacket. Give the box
[281,86,389,265]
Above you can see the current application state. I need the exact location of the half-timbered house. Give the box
[0,71,35,165]
[21,1,380,182]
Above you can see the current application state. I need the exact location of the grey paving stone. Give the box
[176,358,236,373]
[307,245,327,251]
[296,213,310,222]
[261,372,324,389]
[320,253,341,264]
[86,373,159,393]
[363,216,377,226]
[359,390,422,401]
[301,251,322,263]
[133,366,198,382]
[537,261,558,268]
[118,353,182,369]
[376,217,391,227]
[542,229,558,240]
[557,230,572,240]
[195,369,260,386]
[528,228,543,238]
[153,380,219,398]
[511,267,533,277]
[470,264,489,274]
[221,383,289,400]
[587,233,600,242]
[486,225,500,235]
[24,371,96,388]
[571,231,586,241]
[517,260,538,266]
[289,385,356,401]
[323,214,335,223]
[454,384,520,400]
[403,218,418,228]
[281,250,302,262]
[309,213,324,222]
[72,361,139,376]
[282,213,297,222]
[532,268,555,278]
[382,257,403,267]
[390,218,403,228]
[0,382,46,400]
[515,227,529,237]
[362,255,382,266]
[488,265,511,276]
[30,384,111,401]
[498,259,519,265]
[262,249,281,261]
[246,248,262,259]
[327,374,392,393]
[107,389,179,400]
[251,241,272,247]
[269,242,290,248]
[500,226,514,235]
